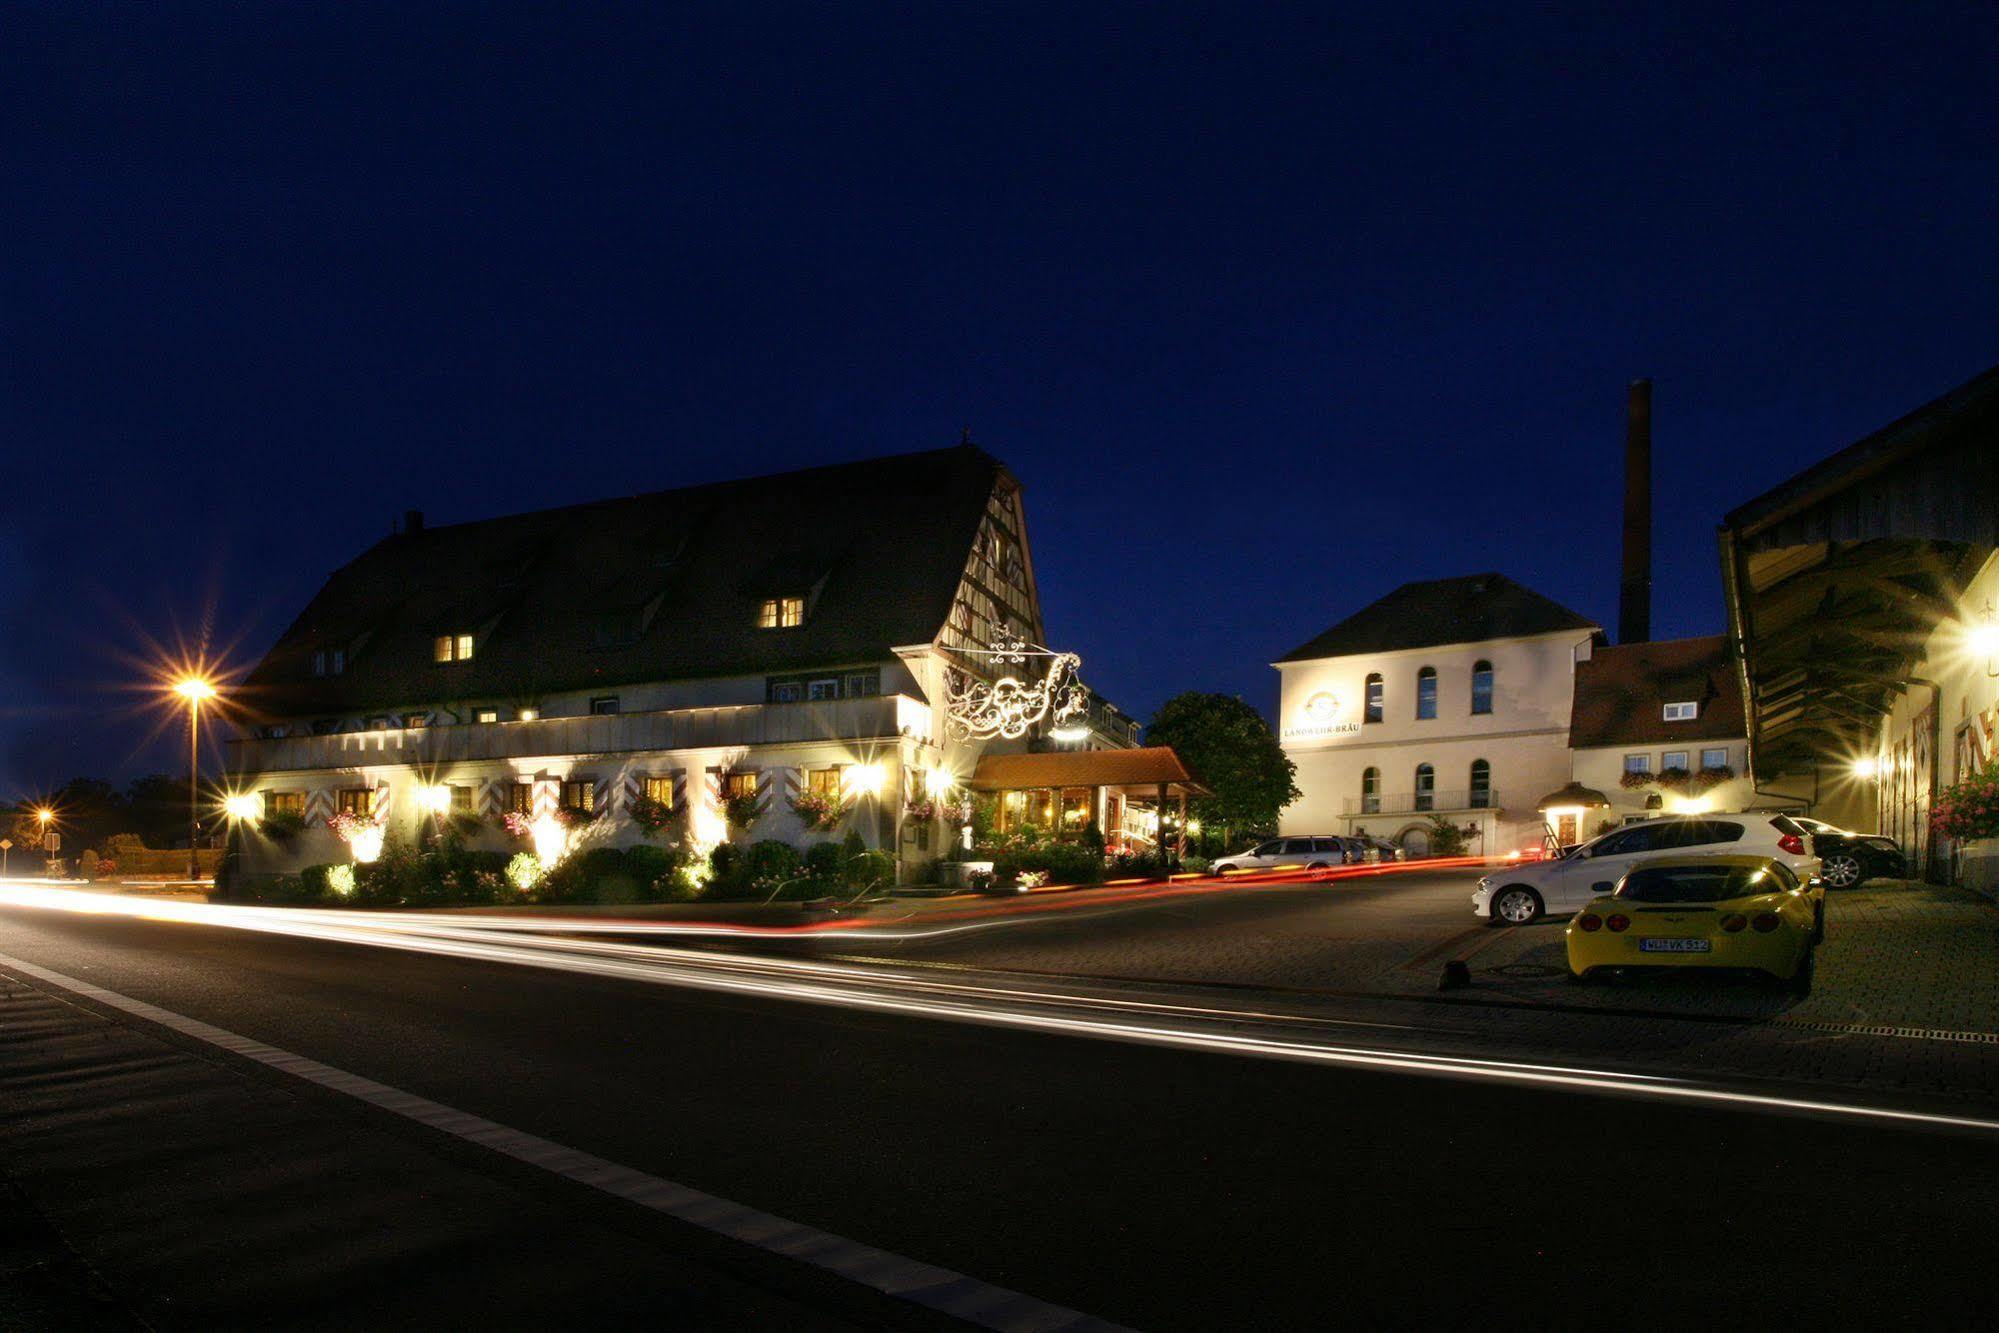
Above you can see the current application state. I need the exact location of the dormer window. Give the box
[1662,700,1698,722]
[435,633,475,663]
[311,649,346,677]
[758,596,805,629]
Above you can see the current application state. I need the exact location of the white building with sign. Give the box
[1274,573,1602,856]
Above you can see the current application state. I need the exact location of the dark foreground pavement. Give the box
[3,902,1997,1330]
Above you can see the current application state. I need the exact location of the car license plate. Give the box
[1639,938,1711,953]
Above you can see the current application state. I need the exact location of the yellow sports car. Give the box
[1565,855,1822,993]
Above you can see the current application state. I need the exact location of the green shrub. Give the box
[621,843,685,901]
[803,841,844,880]
[840,829,866,865]
[994,842,1103,887]
[301,862,350,900]
[842,848,896,891]
[1105,852,1163,880]
[249,873,317,905]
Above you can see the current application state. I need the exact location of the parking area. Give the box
[831,866,1999,1104]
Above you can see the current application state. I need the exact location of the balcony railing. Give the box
[1342,789,1499,816]
[227,694,932,773]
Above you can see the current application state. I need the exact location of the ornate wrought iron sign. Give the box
[944,630,1088,741]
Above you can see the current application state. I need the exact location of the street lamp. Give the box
[173,676,217,881]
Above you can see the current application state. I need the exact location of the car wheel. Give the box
[1307,861,1327,872]
[1788,944,1816,996]
[1491,885,1542,926]
[1820,853,1863,889]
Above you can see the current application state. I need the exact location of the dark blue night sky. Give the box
[4,2,1996,791]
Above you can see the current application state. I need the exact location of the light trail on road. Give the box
[6,880,1996,1136]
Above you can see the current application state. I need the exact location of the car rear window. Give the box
[1620,862,1797,903]
[1673,819,1743,848]
[1769,815,1808,837]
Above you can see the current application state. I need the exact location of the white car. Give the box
[1472,813,1822,925]
[1213,835,1356,874]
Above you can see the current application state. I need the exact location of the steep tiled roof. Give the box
[242,445,1004,718]
[1276,573,1598,663]
[1568,634,1744,748]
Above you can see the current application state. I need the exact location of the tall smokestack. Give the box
[1618,378,1652,645]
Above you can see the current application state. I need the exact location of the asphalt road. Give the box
[3,893,1997,1330]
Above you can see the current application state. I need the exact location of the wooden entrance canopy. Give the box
[1719,363,1999,782]
[967,746,1207,796]
[968,746,1209,861]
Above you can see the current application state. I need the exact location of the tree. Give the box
[124,774,189,849]
[1145,693,1300,851]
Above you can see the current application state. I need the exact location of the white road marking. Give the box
[0,950,1126,1333]
[5,885,1999,1135]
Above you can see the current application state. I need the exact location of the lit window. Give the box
[590,696,620,715]
[722,771,759,801]
[1701,747,1729,770]
[476,708,499,724]
[642,776,676,810]
[405,713,429,729]
[1469,759,1491,808]
[505,782,534,815]
[265,791,306,817]
[1662,751,1689,771]
[1662,700,1698,722]
[1360,767,1380,814]
[1470,661,1493,715]
[808,678,839,701]
[336,788,373,816]
[435,634,475,663]
[1364,674,1383,724]
[1416,667,1438,720]
[1414,764,1435,811]
[758,597,805,629]
[449,785,473,814]
[1625,754,1652,774]
[559,780,594,812]
[808,768,844,799]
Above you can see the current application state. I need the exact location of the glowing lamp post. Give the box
[173,676,217,881]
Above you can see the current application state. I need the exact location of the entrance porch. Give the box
[967,747,1208,861]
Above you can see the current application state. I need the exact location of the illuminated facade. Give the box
[1722,362,1999,891]
[226,444,1127,881]
[1565,636,1759,840]
[1275,574,1601,857]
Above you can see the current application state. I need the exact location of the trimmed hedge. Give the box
[229,840,689,907]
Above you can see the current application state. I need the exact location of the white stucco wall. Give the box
[1870,549,1999,891]
[1277,630,1597,855]
[1570,739,1757,831]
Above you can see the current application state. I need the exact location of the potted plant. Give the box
[1691,764,1735,794]
[1619,770,1656,791]
[629,794,678,838]
[789,789,844,833]
[1932,763,1999,843]
[721,772,765,832]
[262,809,309,844]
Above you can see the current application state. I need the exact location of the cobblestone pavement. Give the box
[824,869,1999,1105]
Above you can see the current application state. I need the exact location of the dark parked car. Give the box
[1795,818,1907,888]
